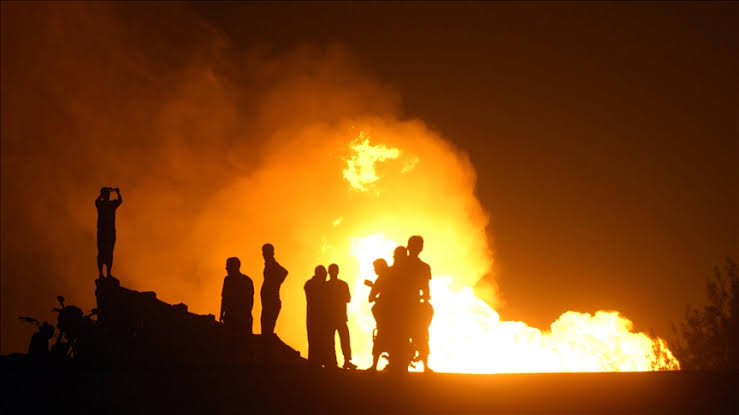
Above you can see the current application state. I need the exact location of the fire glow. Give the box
[342,133,679,373]
[195,121,679,373]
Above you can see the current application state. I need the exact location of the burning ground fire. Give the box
[197,120,679,373]
[340,132,679,373]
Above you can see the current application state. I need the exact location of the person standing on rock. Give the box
[261,243,288,338]
[220,257,255,361]
[304,265,328,367]
[95,187,122,279]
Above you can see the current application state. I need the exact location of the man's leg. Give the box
[371,348,380,371]
[421,303,433,372]
[260,306,271,336]
[338,322,355,368]
[307,322,316,364]
[96,234,104,278]
[99,233,115,278]
[106,240,115,278]
[245,317,253,362]
[97,254,104,278]
[420,332,430,372]
[261,301,280,336]
[224,321,237,361]
[272,301,281,334]
[327,327,337,367]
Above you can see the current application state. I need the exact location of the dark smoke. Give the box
[1,2,404,353]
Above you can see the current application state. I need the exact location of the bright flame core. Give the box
[343,134,679,373]
[343,131,401,192]
[349,232,679,373]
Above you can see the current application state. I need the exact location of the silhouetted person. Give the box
[326,263,356,370]
[385,245,412,370]
[28,322,54,358]
[391,245,408,275]
[388,245,410,307]
[95,187,122,278]
[304,265,328,367]
[220,257,254,361]
[368,258,391,371]
[406,235,433,372]
[261,243,288,338]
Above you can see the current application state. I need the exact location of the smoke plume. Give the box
[1,3,494,356]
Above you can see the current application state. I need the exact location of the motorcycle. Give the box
[20,296,98,361]
[364,279,418,372]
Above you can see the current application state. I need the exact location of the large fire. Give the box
[0,6,684,367]
[349,233,678,372]
[190,120,678,373]
[340,133,679,373]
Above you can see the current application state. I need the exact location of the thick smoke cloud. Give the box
[1,3,494,355]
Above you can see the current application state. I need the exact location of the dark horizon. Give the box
[1,1,737,360]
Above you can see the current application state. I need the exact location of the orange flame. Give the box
[349,233,679,372]
[343,131,401,192]
[191,124,679,373]
[342,135,679,373]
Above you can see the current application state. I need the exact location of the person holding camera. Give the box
[95,187,122,279]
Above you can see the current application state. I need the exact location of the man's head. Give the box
[373,258,388,276]
[100,187,110,200]
[328,263,339,279]
[226,257,241,276]
[39,322,54,339]
[393,246,408,265]
[262,243,274,260]
[315,265,327,280]
[408,235,424,257]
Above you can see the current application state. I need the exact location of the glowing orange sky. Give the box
[1,3,736,360]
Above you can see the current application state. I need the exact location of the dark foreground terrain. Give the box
[1,357,736,414]
[3,278,736,413]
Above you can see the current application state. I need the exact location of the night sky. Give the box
[1,2,736,354]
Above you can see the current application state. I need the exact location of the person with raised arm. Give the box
[95,187,122,279]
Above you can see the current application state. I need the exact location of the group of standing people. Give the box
[304,264,357,369]
[219,244,288,361]
[303,234,433,372]
[368,235,433,372]
[94,188,431,370]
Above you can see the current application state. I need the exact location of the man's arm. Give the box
[422,280,431,301]
[422,264,431,301]
[277,262,288,283]
[219,278,227,322]
[95,194,104,207]
[247,279,255,312]
[114,188,123,207]
[368,285,379,303]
